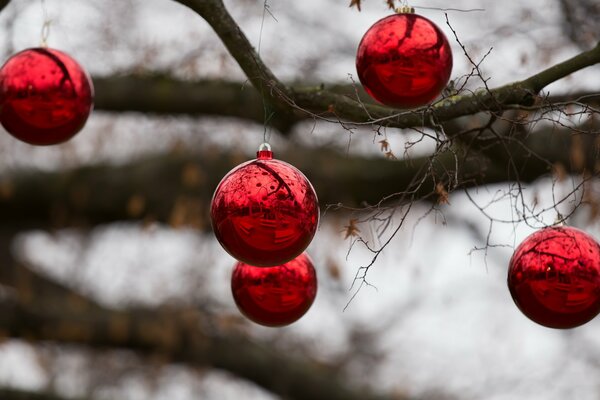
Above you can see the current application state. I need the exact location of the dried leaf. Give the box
[0,180,13,199]
[127,194,146,217]
[181,162,205,188]
[379,139,389,152]
[386,0,395,10]
[552,162,567,182]
[343,219,360,239]
[326,258,342,281]
[570,134,585,172]
[384,151,397,160]
[170,196,205,229]
[349,0,361,11]
[435,182,450,205]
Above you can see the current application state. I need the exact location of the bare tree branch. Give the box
[0,298,405,400]
[171,0,600,132]
[0,0,10,13]
[0,229,407,400]
[93,76,304,133]
[0,388,100,400]
[174,0,291,116]
[0,146,456,228]
[559,0,600,48]
[0,124,593,229]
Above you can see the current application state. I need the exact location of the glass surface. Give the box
[356,13,453,108]
[231,252,317,327]
[508,226,600,329]
[0,48,94,145]
[211,150,320,266]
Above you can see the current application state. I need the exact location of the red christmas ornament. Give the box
[0,48,94,145]
[211,144,319,266]
[356,8,453,108]
[231,252,317,327]
[508,226,600,329]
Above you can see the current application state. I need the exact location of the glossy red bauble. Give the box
[508,226,600,329]
[231,252,317,327]
[0,48,94,145]
[356,12,453,108]
[211,147,319,266]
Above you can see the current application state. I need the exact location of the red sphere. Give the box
[211,148,319,267]
[356,12,453,108]
[231,252,317,327]
[0,48,94,145]
[508,226,600,329]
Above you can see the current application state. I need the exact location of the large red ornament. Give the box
[231,252,317,327]
[356,10,453,108]
[0,48,94,145]
[211,145,319,266]
[508,226,600,329]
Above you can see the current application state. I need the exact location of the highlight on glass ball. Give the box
[210,144,320,267]
[231,252,317,327]
[507,226,600,329]
[0,47,94,145]
[356,9,453,109]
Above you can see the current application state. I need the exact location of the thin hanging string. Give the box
[257,0,276,145]
[40,0,51,47]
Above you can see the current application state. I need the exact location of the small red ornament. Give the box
[231,252,317,327]
[356,8,453,108]
[211,144,319,266]
[508,226,600,329]
[0,48,94,145]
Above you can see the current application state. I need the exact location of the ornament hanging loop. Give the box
[40,20,51,48]
[258,142,271,152]
[40,0,51,47]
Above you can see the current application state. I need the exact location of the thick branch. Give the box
[93,76,304,133]
[0,126,593,229]
[293,40,600,130]
[0,388,96,400]
[174,0,291,113]
[0,229,101,312]
[0,0,10,12]
[0,298,401,400]
[0,231,404,400]
[0,147,458,228]
[523,41,600,93]
[171,0,600,131]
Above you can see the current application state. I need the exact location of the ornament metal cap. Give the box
[395,5,415,14]
[257,142,273,159]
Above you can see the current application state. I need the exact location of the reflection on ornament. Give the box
[211,144,319,266]
[508,226,600,329]
[0,48,94,145]
[356,11,453,108]
[231,252,317,327]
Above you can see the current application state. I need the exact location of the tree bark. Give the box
[0,297,402,400]
[93,76,305,133]
[0,126,592,230]
[0,388,97,400]
[170,0,600,132]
